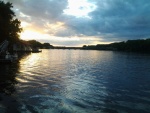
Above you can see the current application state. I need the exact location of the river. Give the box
[0,50,150,113]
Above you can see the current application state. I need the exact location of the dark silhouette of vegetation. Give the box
[26,40,43,48]
[0,1,53,52]
[42,43,54,49]
[82,38,150,53]
[111,39,150,53]
[82,44,113,50]
[52,38,150,52]
[25,40,53,49]
[0,1,22,43]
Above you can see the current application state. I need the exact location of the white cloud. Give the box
[5,0,150,46]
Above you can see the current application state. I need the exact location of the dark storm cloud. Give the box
[69,0,150,40]
[6,0,68,30]
[8,0,67,20]
[6,0,150,42]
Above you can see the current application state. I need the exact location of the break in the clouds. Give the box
[5,0,150,46]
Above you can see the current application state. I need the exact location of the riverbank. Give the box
[82,38,150,53]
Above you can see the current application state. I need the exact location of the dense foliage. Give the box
[83,38,150,53]
[0,1,22,43]
[111,39,150,52]
[0,1,53,50]
[26,40,53,49]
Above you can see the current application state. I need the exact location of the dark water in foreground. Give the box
[0,50,150,113]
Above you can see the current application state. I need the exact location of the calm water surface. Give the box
[0,50,150,113]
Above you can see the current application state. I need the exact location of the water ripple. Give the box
[1,50,150,113]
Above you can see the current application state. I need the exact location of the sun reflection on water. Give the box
[8,50,150,113]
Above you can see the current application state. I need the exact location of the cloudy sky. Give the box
[5,0,150,46]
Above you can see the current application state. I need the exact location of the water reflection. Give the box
[15,50,116,113]
[101,52,150,113]
[1,50,150,113]
[0,53,31,113]
[0,63,18,95]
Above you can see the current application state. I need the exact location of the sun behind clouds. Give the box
[64,0,96,18]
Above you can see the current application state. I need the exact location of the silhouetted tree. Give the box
[0,1,22,43]
[42,43,53,49]
[27,40,43,48]
[111,39,150,52]
[82,38,150,53]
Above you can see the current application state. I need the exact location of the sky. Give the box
[5,0,150,47]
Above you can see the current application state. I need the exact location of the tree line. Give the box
[25,40,53,49]
[0,1,53,49]
[0,1,22,43]
[83,38,150,53]
[111,39,150,53]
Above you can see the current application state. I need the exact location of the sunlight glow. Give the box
[64,0,96,18]
[20,30,44,40]
[20,29,107,47]
[21,21,30,27]
[45,22,65,33]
